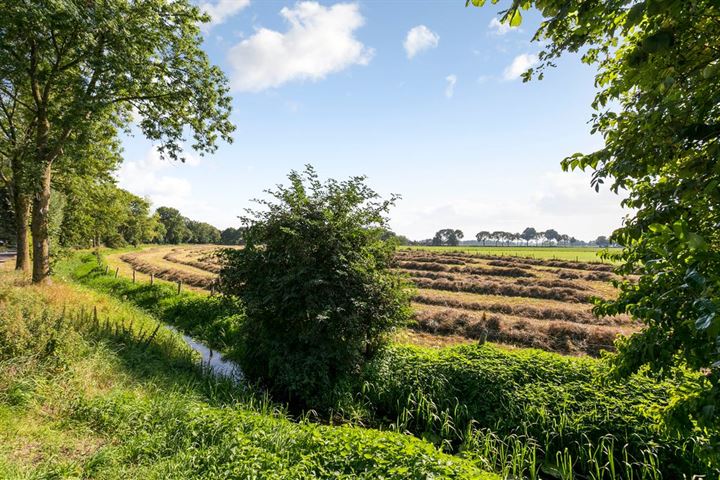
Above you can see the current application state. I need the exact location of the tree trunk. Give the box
[14,193,30,271]
[31,162,52,283]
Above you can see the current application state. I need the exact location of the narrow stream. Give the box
[166,326,244,382]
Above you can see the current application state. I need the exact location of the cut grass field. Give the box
[109,244,636,356]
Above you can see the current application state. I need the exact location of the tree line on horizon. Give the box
[404,227,613,247]
[0,182,244,250]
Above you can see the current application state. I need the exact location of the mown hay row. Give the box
[411,293,625,325]
[412,307,619,356]
[395,260,536,278]
[120,253,216,289]
[409,277,590,303]
[395,254,466,266]
[163,250,222,274]
[485,257,614,272]
[397,250,614,272]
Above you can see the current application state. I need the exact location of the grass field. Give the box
[108,245,633,356]
[401,245,620,262]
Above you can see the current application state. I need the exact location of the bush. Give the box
[219,166,411,408]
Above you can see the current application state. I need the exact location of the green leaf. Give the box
[508,9,522,27]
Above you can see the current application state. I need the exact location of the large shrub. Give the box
[219,166,411,408]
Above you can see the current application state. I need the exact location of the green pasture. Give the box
[400,245,620,263]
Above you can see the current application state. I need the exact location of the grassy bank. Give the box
[0,266,496,479]
[55,250,718,479]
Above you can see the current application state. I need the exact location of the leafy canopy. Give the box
[467,0,720,435]
[219,166,411,408]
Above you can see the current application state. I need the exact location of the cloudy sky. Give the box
[116,0,628,242]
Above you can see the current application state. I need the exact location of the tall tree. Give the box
[0,0,234,282]
[475,230,490,246]
[156,206,191,244]
[520,227,537,246]
[468,0,720,437]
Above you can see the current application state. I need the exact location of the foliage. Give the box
[432,229,464,246]
[359,343,715,478]
[155,207,192,244]
[219,227,245,245]
[59,183,162,248]
[186,220,221,244]
[219,166,411,408]
[467,0,720,437]
[0,0,234,282]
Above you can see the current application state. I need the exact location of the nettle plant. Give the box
[219,166,411,408]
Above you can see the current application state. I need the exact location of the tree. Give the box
[220,227,245,246]
[156,207,191,244]
[520,227,537,246]
[468,0,720,437]
[491,230,506,247]
[595,236,610,248]
[0,0,234,282]
[186,220,221,244]
[433,228,464,246]
[544,229,560,245]
[476,230,491,246]
[218,166,410,408]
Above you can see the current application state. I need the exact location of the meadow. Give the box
[39,249,717,479]
[109,245,634,355]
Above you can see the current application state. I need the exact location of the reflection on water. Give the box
[167,326,243,382]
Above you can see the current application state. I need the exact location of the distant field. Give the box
[112,244,633,357]
[401,245,620,262]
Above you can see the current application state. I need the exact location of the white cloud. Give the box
[227,1,373,92]
[403,25,439,59]
[115,147,199,209]
[503,53,538,81]
[445,74,457,98]
[488,17,518,36]
[200,0,251,30]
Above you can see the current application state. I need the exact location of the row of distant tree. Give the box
[0,181,245,250]
[407,228,614,247]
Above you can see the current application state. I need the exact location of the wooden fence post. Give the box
[177,281,182,294]
[132,269,136,283]
[105,265,109,275]
[150,273,154,285]
[115,267,119,278]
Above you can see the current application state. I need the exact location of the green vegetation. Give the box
[469,0,720,442]
[219,167,411,408]
[57,249,718,478]
[0,267,496,479]
[0,0,234,282]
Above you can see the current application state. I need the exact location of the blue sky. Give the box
[116,0,627,241]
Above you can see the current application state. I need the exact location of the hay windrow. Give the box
[120,252,216,289]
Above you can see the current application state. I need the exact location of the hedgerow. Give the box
[359,343,715,478]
